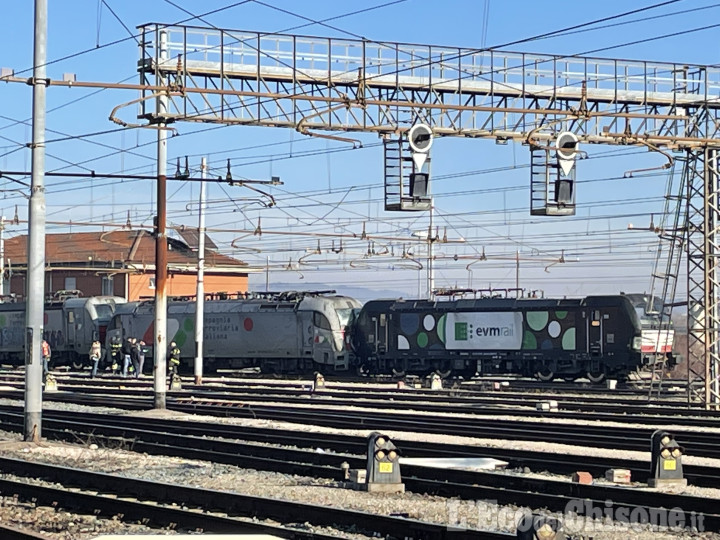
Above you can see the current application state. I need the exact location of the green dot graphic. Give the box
[522,331,537,350]
[526,311,549,331]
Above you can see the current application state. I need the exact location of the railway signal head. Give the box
[408,123,433,173]
[555,131,579,175]
[366,432,403,487]
[408,123,433,154]
[649,430,687,489]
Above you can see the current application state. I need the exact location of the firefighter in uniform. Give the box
[110,336,122,374]
[168,341,181,376]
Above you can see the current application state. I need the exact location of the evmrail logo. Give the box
[454,322,514,340]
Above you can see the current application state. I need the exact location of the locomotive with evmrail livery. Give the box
[0,291,126,368]
[105,290,362,374]
[350,294,643,382]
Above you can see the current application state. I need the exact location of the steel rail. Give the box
[0,374,714,424]
[0,457,506,540]
[0,524,51,540]
[0,381,720,428]
[0,412,718,532]
[1,405,720,488]
[2,387,720,456]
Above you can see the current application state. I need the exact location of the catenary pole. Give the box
[1,216,6,295]
[154,29,168,409]
[25,0,47,442]
[194,157,206,385]
[428,202,434,299]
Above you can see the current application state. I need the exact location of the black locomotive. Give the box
[351,295,643,382]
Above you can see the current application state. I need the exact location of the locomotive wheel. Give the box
[391,367,406,377]
[356,363,371,377]
[71,357,85,371]
[535,368,555,382]
[586,370,606,384]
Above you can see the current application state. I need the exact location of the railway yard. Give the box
[5,1,720,539]
[0,369,716,539]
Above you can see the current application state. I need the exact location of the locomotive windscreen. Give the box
[94,304,114,322]
[336,308,356,327]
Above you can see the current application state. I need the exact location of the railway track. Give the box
[3,386,720,457]
[1,404,719,487]
[1,408,718,533]
[0,457,497,540]
[0,524,51,540]
[0,369,688,399]
[0,372,715,422]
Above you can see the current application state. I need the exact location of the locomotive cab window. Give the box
[313,312,332,330]
[336,308,356,327]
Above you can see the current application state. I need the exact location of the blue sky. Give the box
[1,0,719,302]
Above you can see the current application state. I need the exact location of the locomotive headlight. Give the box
[632,336,642,351]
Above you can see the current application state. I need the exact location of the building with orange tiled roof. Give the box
[3,230,249,301]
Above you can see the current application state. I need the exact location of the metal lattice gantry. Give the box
[686,149,720,407]
[136,23,720,145]
[135,24,720,407]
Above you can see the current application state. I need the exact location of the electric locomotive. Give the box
[622,293,675,368]
[0,292,126,368]
[106,290,362,374]
[351,294,643,382]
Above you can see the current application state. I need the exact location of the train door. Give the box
[376,312,389,355]
[298,311,314,362]
[66,309,77,348]
[587,308,603,358]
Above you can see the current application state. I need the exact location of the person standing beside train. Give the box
[136,340,147,377]
[168,341,181,377]
[121,337,133,378]
[130,337,141,378]
[41,339,51,384]
[89,340,102,379]
[109,336,122,374]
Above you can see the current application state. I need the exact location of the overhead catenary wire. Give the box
[0,0,696,296]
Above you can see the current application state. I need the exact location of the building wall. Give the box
[10,271,127,299]
[128,272,248,301]
[10,270,246,302]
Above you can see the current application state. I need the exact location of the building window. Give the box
[148,277,156,289]
[64,277,76,290]
[101,276,114,296]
